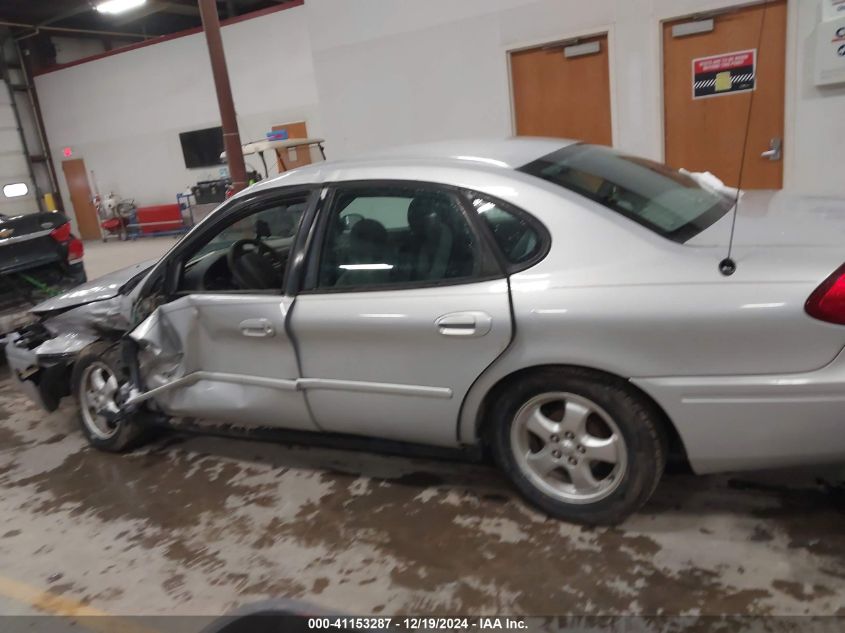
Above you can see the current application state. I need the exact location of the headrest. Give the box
[407,194,453,233]
[350,218,387,245]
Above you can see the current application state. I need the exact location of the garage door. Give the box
[663,1,787,189]
[0,78,37,217]
[510,34,613,145]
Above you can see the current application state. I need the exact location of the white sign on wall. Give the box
[823,0,845,21]
[814,16,845,86]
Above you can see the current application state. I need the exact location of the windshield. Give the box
[518,144,732,242]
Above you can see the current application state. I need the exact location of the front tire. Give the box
[490,369,666,525]
[72,343,150,452]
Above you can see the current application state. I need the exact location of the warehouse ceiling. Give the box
[0,0,294,39]
[0,0,297,72]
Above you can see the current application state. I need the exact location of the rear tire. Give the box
[489,368,666,525]
[72,342,151,452]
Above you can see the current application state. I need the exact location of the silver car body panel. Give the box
[631,347,845,473]
[290,279,512,447]
[6,138,845,474]
[31,259,156,315]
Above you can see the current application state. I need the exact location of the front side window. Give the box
[178,197,307,292]
[519,144,732,242]
[317,186,480,289]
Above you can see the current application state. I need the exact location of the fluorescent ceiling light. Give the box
[3,183,28,198]
[95,0,147,15]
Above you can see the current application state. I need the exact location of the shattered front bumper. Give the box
[4,324,73,411]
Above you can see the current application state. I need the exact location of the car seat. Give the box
[335,218,392,287]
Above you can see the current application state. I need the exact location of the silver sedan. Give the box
[6,138,845,524]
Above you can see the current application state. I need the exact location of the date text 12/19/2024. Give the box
[307,618,528,630]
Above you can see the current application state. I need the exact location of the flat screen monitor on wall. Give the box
[179,126,224,168]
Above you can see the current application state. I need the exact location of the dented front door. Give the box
[130,293,316,430]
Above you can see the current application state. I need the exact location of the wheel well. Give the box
[473,364,692,471]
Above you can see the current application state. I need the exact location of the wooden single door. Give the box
[510,34,612,145]
[272,121,312,173]
[663,2,787,189]
[61,159,100,240]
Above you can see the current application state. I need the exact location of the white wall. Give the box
[35,5,321,223]
[306,0,845,196]
[33,0,845,234]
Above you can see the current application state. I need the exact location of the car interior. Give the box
[318,191,478,289]
[179,202,305,292]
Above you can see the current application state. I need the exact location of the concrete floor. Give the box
[0,235,843,618]
[0,372,844,617]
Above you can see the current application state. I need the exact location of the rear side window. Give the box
[317,186,483,290]
[519,144,732,242]
[471,197,541,265]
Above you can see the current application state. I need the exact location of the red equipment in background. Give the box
[135,204,183,235]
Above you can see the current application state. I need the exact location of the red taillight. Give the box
[50,222,83,264]
[50,222,71,242]
[68,237,84,264]
[806,264,845,325]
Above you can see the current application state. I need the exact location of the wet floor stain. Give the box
[0,368,843,616]
[0,424,27,450]
[40,433,67,445]
[771,580,835,602]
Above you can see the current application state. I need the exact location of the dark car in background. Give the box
[0,211,86,339]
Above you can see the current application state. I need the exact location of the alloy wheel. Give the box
[79,361,122,440]
[510,391,628,504]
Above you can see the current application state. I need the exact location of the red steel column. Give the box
[198,0,248,194]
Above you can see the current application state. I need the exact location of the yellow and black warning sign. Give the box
[692,49,756,99]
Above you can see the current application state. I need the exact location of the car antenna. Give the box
[719,0,769,277]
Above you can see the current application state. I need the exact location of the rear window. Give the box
[518,144,732,242]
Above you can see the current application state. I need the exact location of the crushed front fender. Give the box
[4,294,132,412]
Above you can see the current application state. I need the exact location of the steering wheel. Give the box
[227,239,284,290]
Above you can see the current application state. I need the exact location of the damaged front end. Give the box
[5,322,76,411]
[4,261,153,412]
[5,295,132,411]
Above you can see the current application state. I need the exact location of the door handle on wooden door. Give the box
[435,311,493,337]
[239,318,275,337]
[761,137,782,161]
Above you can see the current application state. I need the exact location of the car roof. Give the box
[244,137,577,195]
[357,137,577,168]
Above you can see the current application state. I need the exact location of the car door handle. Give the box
[435,311,492,337]
[239,318,275,337]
